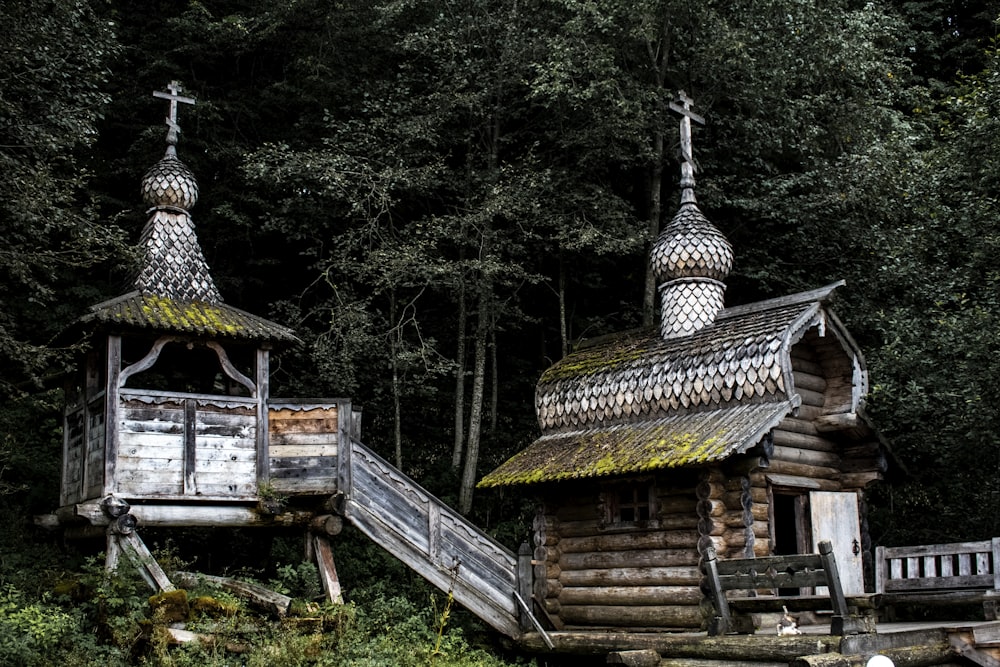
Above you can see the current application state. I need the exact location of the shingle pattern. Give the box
[659,277,726,339]
[135,209,223,303]
[478,399,793,487]
[650,202,733,282]
[141,154,199,209]
[86,292,298,342]
[535,299,826,433]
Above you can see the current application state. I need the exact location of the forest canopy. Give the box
[2,0,999,571]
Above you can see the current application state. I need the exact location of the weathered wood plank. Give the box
[270,443,337,457]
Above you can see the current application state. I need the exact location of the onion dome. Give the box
[651,202,733,283]
[653,92,733,340]
[141,153,199,210]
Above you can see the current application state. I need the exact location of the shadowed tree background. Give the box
[1,1,1000,660]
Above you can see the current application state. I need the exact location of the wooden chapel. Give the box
[52,82,351,594]
[478,93,890,632]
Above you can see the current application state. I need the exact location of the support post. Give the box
[517,542,533,631]
[313,535,343,604]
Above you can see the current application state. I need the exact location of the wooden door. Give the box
[810,491,863,595]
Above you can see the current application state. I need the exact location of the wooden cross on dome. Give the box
[153,81,195,148]
[668,91,704,195]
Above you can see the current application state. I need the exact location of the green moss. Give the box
[141,295,245,335]
[539,331,655,383]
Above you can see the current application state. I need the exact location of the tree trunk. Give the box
[559,250,568,358]
[643,18,672,327]
[389,289,403,469]
[451,267,467,469]
[459,280,490,514]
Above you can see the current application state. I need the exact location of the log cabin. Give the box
[478,92,890,633]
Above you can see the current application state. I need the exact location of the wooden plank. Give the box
[313,535,343,604]
[270,433,338,446]
[104,335,121,496]
[347,502,520,637]
[268,407,339,421]
[269,444,338,457]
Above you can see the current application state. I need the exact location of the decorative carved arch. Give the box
[118,336,257,397]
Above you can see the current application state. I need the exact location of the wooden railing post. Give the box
[517,542,533,631]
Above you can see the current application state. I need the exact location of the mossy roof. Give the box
[85,291,298,343]
[479,399,795,487]
[480,283,850,487]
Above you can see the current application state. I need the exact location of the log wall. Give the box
[536,477,709,630]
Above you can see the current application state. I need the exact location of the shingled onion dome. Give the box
[650,97,733,340]
[134,101,222,304]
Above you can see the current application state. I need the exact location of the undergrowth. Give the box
[0,528,538,667]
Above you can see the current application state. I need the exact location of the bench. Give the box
[705,540,874,635]
[874,538,1000,620]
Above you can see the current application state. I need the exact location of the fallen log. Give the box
[171,571,291,617]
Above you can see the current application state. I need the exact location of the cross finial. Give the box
[668,91,705,202]
[152,81,196,154]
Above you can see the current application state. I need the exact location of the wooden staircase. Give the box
[338,437,532,640]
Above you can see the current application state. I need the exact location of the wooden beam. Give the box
[312,535,343,604]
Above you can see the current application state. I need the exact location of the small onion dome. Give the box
[141,153,199,210]
[650,202,733,284]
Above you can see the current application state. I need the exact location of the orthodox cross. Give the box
[153,81,196,150]
[668,91,704,194]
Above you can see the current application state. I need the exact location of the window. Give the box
[604,482,654,525]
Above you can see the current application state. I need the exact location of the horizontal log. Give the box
[554,503,599,522]
[535,545,559,563]
[533,514,559,535]
[607,649,661,667]
[558,585,702,606]
[698,517,726,537]
[778,416,820,436]
[535,562,561,580]
[765,476,833,495]
[68,502,318,528]
[696,498,726,517]
[559,603,702,628]
[561,549,697,570]
[796,387,826,408]
[765,458,840,480]
[841,452,887,473]
[772,445,840,468]
[518,630,840,658]
[772,429,838,453]
[559,566,700,588]
[559,530,698,554]
[814,412,860,432]
[792,370,828,393]
[309,514,343,536]
[791,356,824,376]
[841,441,881,459]
[696,481,726,500]
[720,485,767,504]
[839,472,882,489]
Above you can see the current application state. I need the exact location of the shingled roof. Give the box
[478,283,847,488]
[86,82,297,345]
